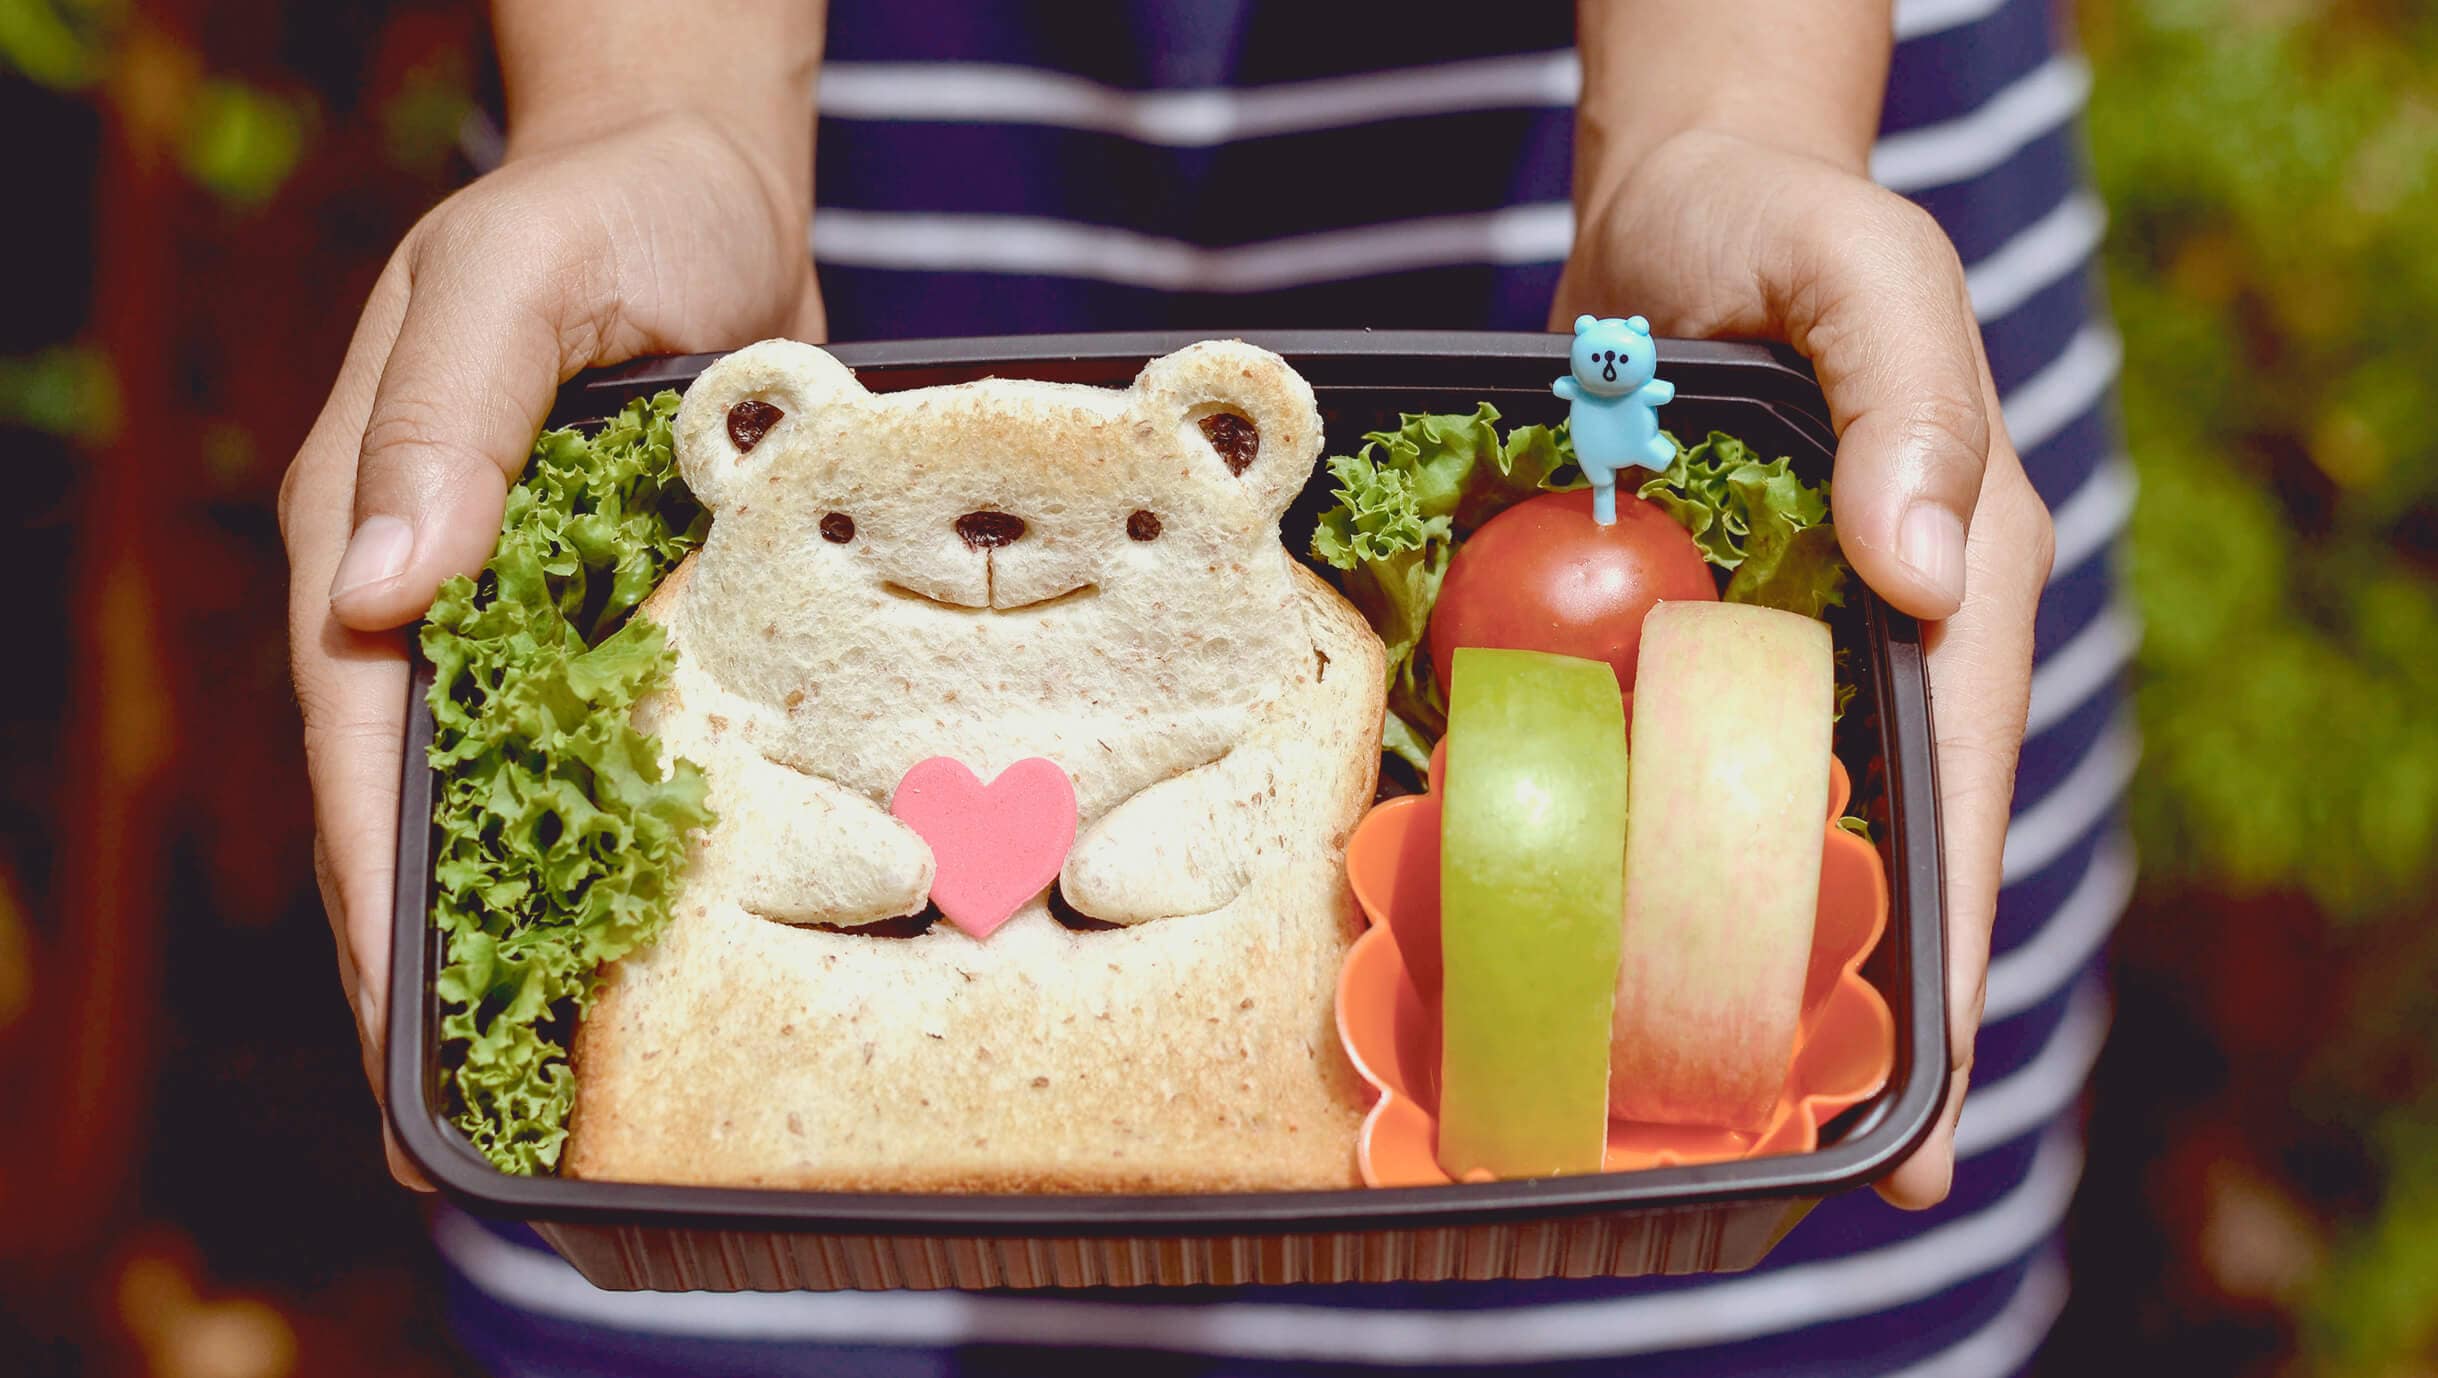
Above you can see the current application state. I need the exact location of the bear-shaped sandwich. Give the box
[565,339,1387,1192]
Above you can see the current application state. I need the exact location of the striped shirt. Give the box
[442,2,2133,1372]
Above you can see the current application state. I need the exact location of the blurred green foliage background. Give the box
[2084,0,2438,1367]
[2099,0,2438,920]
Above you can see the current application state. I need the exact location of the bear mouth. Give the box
[882,580,1101,613]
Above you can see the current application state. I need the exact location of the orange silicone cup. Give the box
[1336,742,1896,1188]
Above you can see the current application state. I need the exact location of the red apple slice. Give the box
[1611,601,1835,1133]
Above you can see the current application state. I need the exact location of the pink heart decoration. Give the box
[889,757,1079,940]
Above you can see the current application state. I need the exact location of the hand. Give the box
[1555,129,2057,1208]
[280,112,822,1186]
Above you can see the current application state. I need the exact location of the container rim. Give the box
[389,329,1948,1238]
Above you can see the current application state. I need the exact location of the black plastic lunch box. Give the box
[389,330,1948,1291]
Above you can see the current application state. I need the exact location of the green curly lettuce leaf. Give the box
[1637,431,1849,619]
[1310,404,1588,769]
[1493,421,1582,501]
[420,390,712,1174]
[1311,448,1454,768]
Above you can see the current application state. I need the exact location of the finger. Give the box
[384,1123,435,1193]
[1767,176,2042,1205]
[1779,191,1993,621]
[335,840,434,1195]
[1877,411,2053,1208]
[299,624,411,1012]
[352,940,434,1193]
[1932,474,2052,1017]
[1877,1059,1971,1210]
[295,322,432,1195]
[1930,431,2052,1029]
[329,207,611,629]
[312,833,366,1053]
[286,256,414,1102]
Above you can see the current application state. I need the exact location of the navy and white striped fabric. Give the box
[441,2,2134,1372]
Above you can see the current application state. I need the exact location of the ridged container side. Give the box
[532,1199,1816,1292]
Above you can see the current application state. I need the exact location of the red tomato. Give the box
[1428,489,1717,696]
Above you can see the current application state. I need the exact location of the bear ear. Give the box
[1132,340,1322,525]
[674,339,866,511]
[1574,314,1598,336]
[1625,315,1650,335]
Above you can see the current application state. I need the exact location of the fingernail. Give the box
[331,515,415,601]
[1898,502,1967,603]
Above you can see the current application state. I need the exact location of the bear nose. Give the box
[954,511,1027,549]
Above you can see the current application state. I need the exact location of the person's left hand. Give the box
[1555,128,2057,1208]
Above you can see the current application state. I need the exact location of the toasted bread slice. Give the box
[563,343,1385,1192]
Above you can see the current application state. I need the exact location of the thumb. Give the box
[327,220,603,629]
[1775,193,1995,621]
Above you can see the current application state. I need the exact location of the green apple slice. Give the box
[1612,601,1835,1133]
[1437,647,1630,1180]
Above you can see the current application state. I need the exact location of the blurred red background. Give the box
[4,5,482,1373]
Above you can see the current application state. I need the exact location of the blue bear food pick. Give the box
[1555,314,1676,525]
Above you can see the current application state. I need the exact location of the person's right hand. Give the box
[280,111,822,1186]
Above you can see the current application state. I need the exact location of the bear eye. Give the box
[1198,411,1259,476]
[728,399,783,453]
[1126,509,1163,542]
[820,512,855,543]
